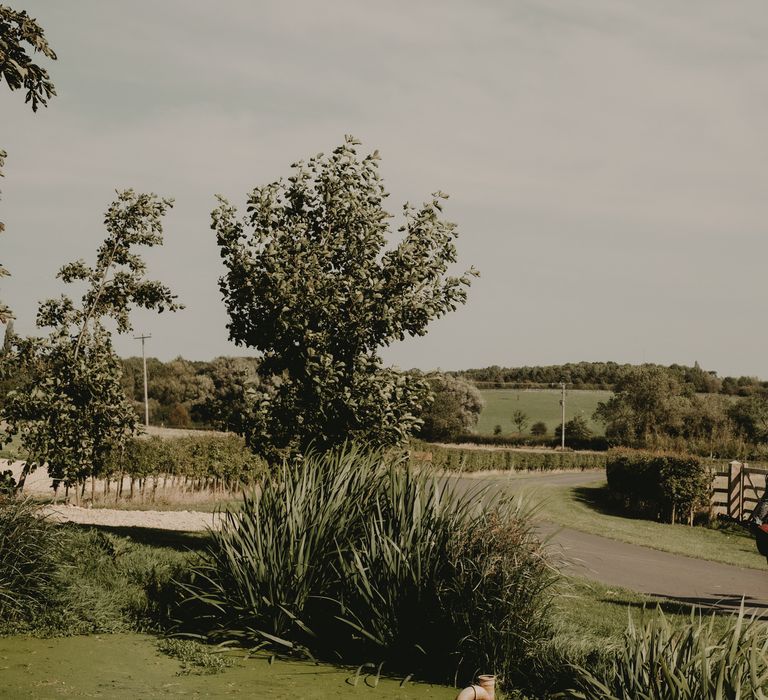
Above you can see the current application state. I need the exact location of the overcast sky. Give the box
[2,1,766,376]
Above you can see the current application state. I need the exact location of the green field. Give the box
[476,388,611,437]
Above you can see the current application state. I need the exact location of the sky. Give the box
[2,1,766,377]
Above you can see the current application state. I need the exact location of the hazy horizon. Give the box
[3,2,766,376]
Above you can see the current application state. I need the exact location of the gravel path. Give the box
[43,504,222,531]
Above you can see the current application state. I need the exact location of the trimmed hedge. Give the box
[454,433,610,451]
[605,449,709,524]
[411,441,606,473]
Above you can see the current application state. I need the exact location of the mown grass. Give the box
[0,634,457,699]
[476,388,610,437]
[554,577,733,642]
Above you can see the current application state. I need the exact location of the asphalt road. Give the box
[445,470,768,611]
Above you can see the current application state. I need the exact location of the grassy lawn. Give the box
[554,576,733,642]
[0,634,456,699]
[477,389,610,437]
[0,577,727,700]
[522,480,765,570]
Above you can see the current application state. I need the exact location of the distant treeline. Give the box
[457,361,766,396]
[120,356,260,429]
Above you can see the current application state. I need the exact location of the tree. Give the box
[168,402,192,428]
[417,373,484,442]
[593,366,689,446]
[511,409,528,434]
[192,356,260,433]
[729,393,768,444]
[213,137,477,460]
[0,4,57,321]
[555,414,592,443]
[1,190,181,494]
[530,421,547,437]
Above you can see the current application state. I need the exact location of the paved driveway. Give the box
[446,470,768,610]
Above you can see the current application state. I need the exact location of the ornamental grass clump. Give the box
[0,497,60,621]
[568,605,768,699]
[180,444,557,686]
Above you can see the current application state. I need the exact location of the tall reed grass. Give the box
[567,606,768,699]
[180,444,557,686]
[0,497,60,621]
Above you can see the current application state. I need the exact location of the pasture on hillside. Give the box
[476,388,611,436]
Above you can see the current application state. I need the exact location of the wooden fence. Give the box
[710,460,767,521]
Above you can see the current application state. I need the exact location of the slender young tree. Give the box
[2,190,182,494]
[213,136,477,460]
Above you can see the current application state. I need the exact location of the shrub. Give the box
[555,415,592,443]
[179,444,557,687]
[0,498,60,622]
[605,449,709,523]
[531,421,548,437]
[568,606,768,699]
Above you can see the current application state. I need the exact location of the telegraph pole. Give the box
[560,382,566,449]
[134,333,151,428]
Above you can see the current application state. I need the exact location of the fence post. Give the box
[728,460,743,521]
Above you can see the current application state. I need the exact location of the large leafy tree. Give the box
[417,373,484,442]
[2,190,181,494]
[213,136,477,460]
[0,4,57,321]
[594,366,688,445]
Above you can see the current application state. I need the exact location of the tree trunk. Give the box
[16,463,30,493]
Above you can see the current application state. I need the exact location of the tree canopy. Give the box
[0,3,58,321]
[212,136,477,459]
[417,373,484,442]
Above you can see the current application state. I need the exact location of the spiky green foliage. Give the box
[180,445,556,686]
[568,606,768,699]
[0,497,59,621]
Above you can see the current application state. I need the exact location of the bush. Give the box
[555,415,592,443]
[179,444,557,687]
[605,449,709,523]
[0,498,60,622]
[568,606,768,699]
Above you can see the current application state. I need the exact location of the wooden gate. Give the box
[710,460,768,521]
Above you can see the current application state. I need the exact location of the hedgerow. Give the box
[411,441,606,472]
